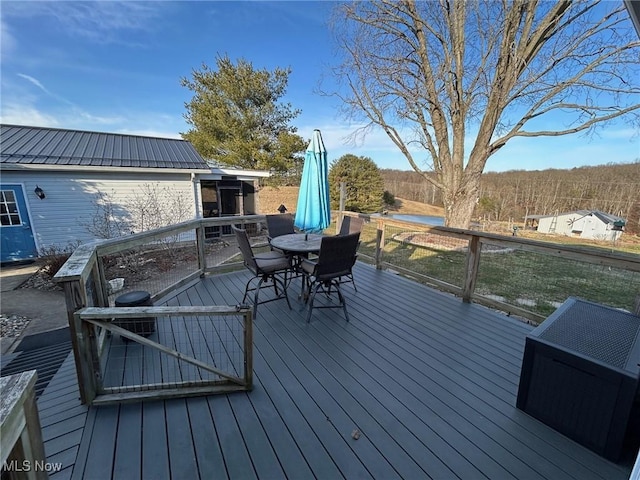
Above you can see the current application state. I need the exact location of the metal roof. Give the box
[0,124,210,170]
[526,210,626,224]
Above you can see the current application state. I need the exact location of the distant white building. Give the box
[528,210,625,241]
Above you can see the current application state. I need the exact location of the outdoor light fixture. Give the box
[34,185,45,199]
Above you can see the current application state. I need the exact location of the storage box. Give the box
[517,297,640,461]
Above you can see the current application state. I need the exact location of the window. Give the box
[1,190,22,226]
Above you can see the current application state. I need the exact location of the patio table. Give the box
[517,297,640,461]
[269,233,323,255]
[270,233,323,300]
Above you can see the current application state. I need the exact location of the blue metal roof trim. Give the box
[591,210,626,225]
[0,124,209,170]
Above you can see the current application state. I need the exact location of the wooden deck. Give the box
[37,263,634,479]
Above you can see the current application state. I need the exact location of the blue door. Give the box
[1,185,38,262]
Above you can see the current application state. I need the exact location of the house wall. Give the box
[1,170,196,253]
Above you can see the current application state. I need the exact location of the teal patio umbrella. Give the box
[294,129,331,233]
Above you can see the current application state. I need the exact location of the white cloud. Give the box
[599,126,640,141]
[0,95,121,130]
[75,110,125,125]
[116,129,182,139]
[0,103,60,127]
[298,121,413,153]
[0,20,16,56]
[486,132,640,172]
[1,1,165,45]
[295,120,435,170]
[17,73,52,95]
[0,94,185,140]
[11,73,123,124]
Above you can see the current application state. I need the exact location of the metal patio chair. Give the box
[300,232,360,323]
[232,225,292,318]
[338,216,364,236]
[337,216,364,291]
[265,213,296,257]
[265,214,295,241]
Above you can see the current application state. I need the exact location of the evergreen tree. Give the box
[329,154,384,213]
[181,55,306,176]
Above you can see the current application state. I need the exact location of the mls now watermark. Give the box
[3,460,63,473]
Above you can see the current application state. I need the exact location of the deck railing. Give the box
[54,216,264,404]
[336,211,640,324]
[56,213,640,402]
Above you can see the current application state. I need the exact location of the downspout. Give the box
[192,173,203,218]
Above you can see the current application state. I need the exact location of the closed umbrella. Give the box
[294,129,330,233]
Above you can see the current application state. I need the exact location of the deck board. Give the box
[140,401,170,479]
[113,403,142,479]
[206,396,256,479]
[184,397,227,479]
[247,276,503,479]
[205,269,390,479]
[80,405,119,479]
[39,263,633,479]
[165,399,200,479]
[36,352,87,480]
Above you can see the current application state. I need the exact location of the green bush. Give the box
[383,190,395,206]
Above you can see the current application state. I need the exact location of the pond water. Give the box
[381,214,445,226]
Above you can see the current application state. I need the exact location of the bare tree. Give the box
[84,191,131,239]
[332,0,640,228]
[125,183,187,233]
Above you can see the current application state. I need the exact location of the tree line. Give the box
[381,162,640,234]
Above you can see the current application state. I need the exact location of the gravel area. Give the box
[19,268,62,291]
[1,264,58,341]
[0,313,30,338]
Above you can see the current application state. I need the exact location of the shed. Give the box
[0,124,268,262]
[529,210,626,242]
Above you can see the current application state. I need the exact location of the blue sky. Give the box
[1,1,638,172]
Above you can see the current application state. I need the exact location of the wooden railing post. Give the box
[0,371,48,480]
[336,211,344,235]
[337,183,346,234]
[375,218,385,270]
[462,235,481,303]
[61,279,97,404]
[94,255,109,307]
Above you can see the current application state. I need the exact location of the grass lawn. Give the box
[354,220,639,318]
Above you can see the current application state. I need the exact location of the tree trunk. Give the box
[443,190,478,229]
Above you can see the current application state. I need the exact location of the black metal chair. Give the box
[232,225,292,318]
[337,216,364,291]
[265,212,312,285]
[265,213,297,259]
[338,216,364,236]
[300,233,360,323]
[266,214,295,241]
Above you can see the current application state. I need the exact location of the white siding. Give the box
[1,170,196,253]
[537,213,575,235]
[537,216,554,233]
[537,212,622,241]
[558,213,579,235]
